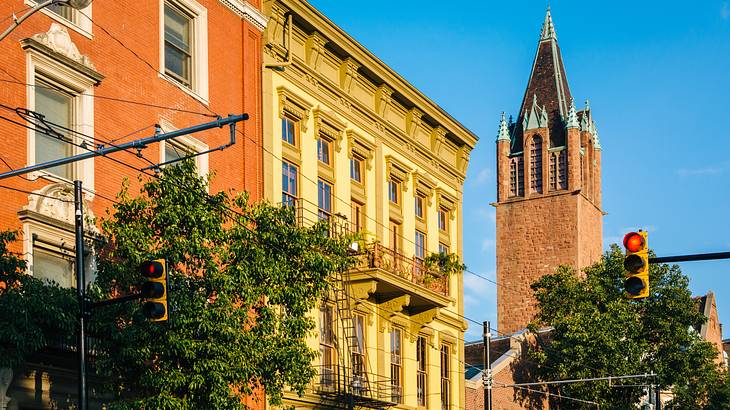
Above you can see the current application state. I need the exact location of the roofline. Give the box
[277,0,479,148]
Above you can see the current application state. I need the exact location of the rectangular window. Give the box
[317,138,331,166]
[438,209,449,233]
[282,162,298,207]
[389,220,401,253]
[417,336,428,407]
[390,328,402,403]
[320,304,336,388]
[438,243,449,255]
[415,195,425,219]
[388,179,400,205]
[352,315,366,390]
[281,117,297,146]
[351,201,364,233]
[318,179,333,221]
[34,80,74,179]
[164,2,193,87]
[415,230,426,260]
[350,157,363,183]
[558,150,568,190]
[33,244,75,287]
[441,344,451,410]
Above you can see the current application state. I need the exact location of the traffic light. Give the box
[623,231,649,299]
[140,259,168,321]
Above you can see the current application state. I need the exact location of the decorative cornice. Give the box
[312,106,345,151]
[339,57,360,93]
[375,84,393,117]
[408,308,440,342]
[431,125,447,154]
[22,183,98,233]
[346,129,375,170]
[406,107,423,138]
[219,0,268,31]
[276,85,313,131]
[22,24,103,85]
[305,31,328,70]
[385,155,411,189]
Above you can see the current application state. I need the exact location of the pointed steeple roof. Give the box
[512,8,573,151]
[541,7,557,41]
[497,112,510,142]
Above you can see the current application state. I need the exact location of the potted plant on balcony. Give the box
[422,252,466,286]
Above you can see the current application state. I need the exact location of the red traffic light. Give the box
[140,260,164,278]
[623,232,644,253]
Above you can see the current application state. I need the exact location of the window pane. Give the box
[34,248,74,287]
[164,3,192,84]
[415,231,425,259]
[282,162,298,206]
[350,157,362,182]
[35,83,72,179]
[317,139,331,165]
[164,4,191,52]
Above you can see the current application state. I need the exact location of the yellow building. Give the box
[262,1,478,409]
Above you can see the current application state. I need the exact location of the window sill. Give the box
[28,170,96,200]
[158,72,209,106]
[25,1,93,39]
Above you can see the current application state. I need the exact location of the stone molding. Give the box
[277,85,312,131]
[218,0,268,31]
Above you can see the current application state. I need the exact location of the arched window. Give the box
[530,136,543,194]
[558,149,568,189]
[549,152,557,191]
[509,156,524,197]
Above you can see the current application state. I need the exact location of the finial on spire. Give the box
[566,98,579,128]
[540,7,557,41]
[497,112,511,142]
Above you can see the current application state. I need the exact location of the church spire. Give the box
[513,8,573,150]
[540,7,557,41]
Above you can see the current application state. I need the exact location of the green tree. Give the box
[89,160,357,409]
[525,245,723,409]
[0,230,77,369]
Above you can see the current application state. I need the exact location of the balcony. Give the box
[349,243,451,310]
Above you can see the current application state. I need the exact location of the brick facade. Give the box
[495,10,603,335]
[0,0,265,408]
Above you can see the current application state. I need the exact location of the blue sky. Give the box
[308,0,730,341]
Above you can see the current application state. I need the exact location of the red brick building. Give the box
[0,0,266,408]
[495,8,603,335]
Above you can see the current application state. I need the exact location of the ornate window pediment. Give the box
[385,155,411,188]
[312,107,345,151]
[346,129,374,170]
[277,86,312,131]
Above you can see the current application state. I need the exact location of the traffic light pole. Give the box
[74,181,87,410]
[649,251,730,264]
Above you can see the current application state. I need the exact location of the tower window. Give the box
[530,136,543,194]
[509,156,524,197]
[558,150,568,189]
[549,152,557,191]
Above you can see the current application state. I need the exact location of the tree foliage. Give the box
[526,245,724,409]
[86,160,358,409]
[0,230,77,369]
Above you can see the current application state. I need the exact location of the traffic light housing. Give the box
[140,259,168,321]
[623,231,649,299]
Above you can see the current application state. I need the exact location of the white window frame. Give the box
[158,120,209,181]
[25,0,93,39]
[159,0,209,104]
[26,47,96,194]
[22,221,95,288]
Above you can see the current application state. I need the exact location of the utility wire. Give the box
[0,78,217,118]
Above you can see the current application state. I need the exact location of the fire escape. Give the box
[317,212,395,410]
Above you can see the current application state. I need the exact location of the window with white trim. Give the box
[158,122,209,178]
[160,0,208,101]
[24,35,100,188]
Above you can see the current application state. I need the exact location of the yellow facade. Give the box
[262,1,478,409]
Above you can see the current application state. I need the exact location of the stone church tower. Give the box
[495,9,604,334]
